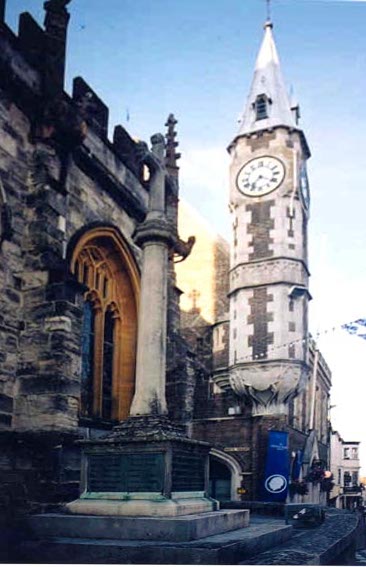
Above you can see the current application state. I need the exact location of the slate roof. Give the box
[237,20,297,137]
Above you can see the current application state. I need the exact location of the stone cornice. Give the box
[133,217,175,248]
[229,255,310,276]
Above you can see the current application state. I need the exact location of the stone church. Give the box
[0,0,331,526]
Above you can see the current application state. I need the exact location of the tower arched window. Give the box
[255,94,269,120]
[71,228,139,422]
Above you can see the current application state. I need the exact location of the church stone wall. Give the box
[0,6,190,515]
[0,92,29,430]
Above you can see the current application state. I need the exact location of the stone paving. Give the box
[244,509,360,565]
[356,549,366,565]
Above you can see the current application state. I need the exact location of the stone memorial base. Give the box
[66,416,217,517]
[67,495,214,517]
[30,509,250,542]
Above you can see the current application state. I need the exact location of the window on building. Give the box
[102,308,115,419]
[352,447,358,459]
[72,228,139,422]
[344,471,351,486]
[344,447,349,459]
[288,343,295,358]
[255,94,269,121]
[80,299,95,416]
[352,471,359,486]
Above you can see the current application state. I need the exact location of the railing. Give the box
[343,485,363,494]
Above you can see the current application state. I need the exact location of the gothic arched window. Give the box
[80,299,95,416]
[71,228,139,422]
[102,308,115,419]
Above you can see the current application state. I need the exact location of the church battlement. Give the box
[0,1,179,217]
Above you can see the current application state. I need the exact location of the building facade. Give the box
[330,433,363,509]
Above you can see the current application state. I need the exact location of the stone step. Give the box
[18,518,293,564]
[28,509,249,542]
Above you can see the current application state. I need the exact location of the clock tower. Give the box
[227,20,311,416]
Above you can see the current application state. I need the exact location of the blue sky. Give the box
[6,0,366,471]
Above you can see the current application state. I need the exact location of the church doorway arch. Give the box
[209,449,242,501]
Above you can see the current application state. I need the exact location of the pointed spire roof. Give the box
[237,20,296,137]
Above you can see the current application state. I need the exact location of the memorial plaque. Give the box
[126,453,164,492]
[88,454,124,492]
[172,449,205,492]
[88,452,165,493]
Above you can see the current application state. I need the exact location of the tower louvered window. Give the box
[255,94,269,120]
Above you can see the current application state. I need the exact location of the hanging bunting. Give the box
[341,318,366,340]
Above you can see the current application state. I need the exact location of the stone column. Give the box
[130,134,172,417]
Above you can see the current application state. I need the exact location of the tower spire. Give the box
[236,16,296,138]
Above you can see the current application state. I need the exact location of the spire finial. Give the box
[165,113,181,178]
[265,0,273,28]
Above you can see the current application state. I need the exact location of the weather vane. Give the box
[266,0,271,22]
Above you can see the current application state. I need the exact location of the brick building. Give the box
[0,0,332,527]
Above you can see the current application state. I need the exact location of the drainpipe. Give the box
[309,348,319,430]
[289,148,298,218]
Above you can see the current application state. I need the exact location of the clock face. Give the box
[236,156,285,197]
[299,163,310,209]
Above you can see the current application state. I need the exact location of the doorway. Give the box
[209,457,231,501]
